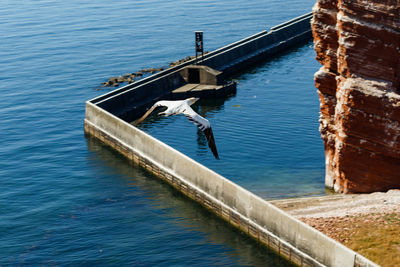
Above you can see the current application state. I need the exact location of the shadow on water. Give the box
[85,135,294,267]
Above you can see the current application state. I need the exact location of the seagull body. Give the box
[135,97,219,159]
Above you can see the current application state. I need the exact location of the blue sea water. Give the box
[1,0,319,265]
[140,44,324,200]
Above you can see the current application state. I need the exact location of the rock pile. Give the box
[100,53,208,88]
[101,68,163,87]
[169,55,197,67]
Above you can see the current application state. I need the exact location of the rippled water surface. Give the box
[1,0,318,265]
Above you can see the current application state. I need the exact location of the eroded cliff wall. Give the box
[312,0,400,193]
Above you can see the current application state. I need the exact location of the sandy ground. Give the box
[270,189,400,218]
[270,190,400,266]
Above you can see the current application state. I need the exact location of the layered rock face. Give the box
[312,0,400,193]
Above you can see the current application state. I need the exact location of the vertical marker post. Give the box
[195,31,203,65]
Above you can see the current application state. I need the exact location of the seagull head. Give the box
[188,97,199,105]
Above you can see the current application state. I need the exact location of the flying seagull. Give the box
[135,97,219,159]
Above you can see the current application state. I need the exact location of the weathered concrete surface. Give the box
[84,101,378,266]
[171,83,236,99]
[180,65,223,85]
[312,0,400,193]
[172,65,237,99]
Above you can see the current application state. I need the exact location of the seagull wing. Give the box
[182,105,220,160]
[135,101,167,125]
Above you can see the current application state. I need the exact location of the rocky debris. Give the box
[100,70,151,88]
[101,77,119,87]
[312,0,400,193]
[141,68,164,74]
[169,52,208,67]
[99,52,211,89]
[101,74,135,87]
[169,56,194,67]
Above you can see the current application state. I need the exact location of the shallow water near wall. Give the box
[1,0,318,265]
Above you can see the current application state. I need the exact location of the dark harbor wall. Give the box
[90,13,312,122]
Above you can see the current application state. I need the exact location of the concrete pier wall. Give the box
[84,102,377,267]
[90,13,313,121]
[200,12,313,76]
[84,12,378,266]
[96,71,186,121]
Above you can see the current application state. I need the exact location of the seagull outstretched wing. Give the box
[182,104,220,160]
[135,99,220,160]
[135,101,165,125]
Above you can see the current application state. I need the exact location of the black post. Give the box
[195,31,203,65]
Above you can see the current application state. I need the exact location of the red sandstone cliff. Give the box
[312,0,400,193]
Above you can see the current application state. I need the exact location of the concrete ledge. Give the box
[171,83,236,99]
[84,102,378,267]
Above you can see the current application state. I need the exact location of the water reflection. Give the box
[86,136,293,266]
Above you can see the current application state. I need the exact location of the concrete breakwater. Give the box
[90,12,313,122]
[84,13,377,266]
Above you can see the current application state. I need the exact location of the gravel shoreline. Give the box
[271,190,400,218]
[271,190,400,267]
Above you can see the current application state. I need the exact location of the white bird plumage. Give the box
[135,97,219,159]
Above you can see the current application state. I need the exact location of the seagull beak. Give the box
[193,97,200,103]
